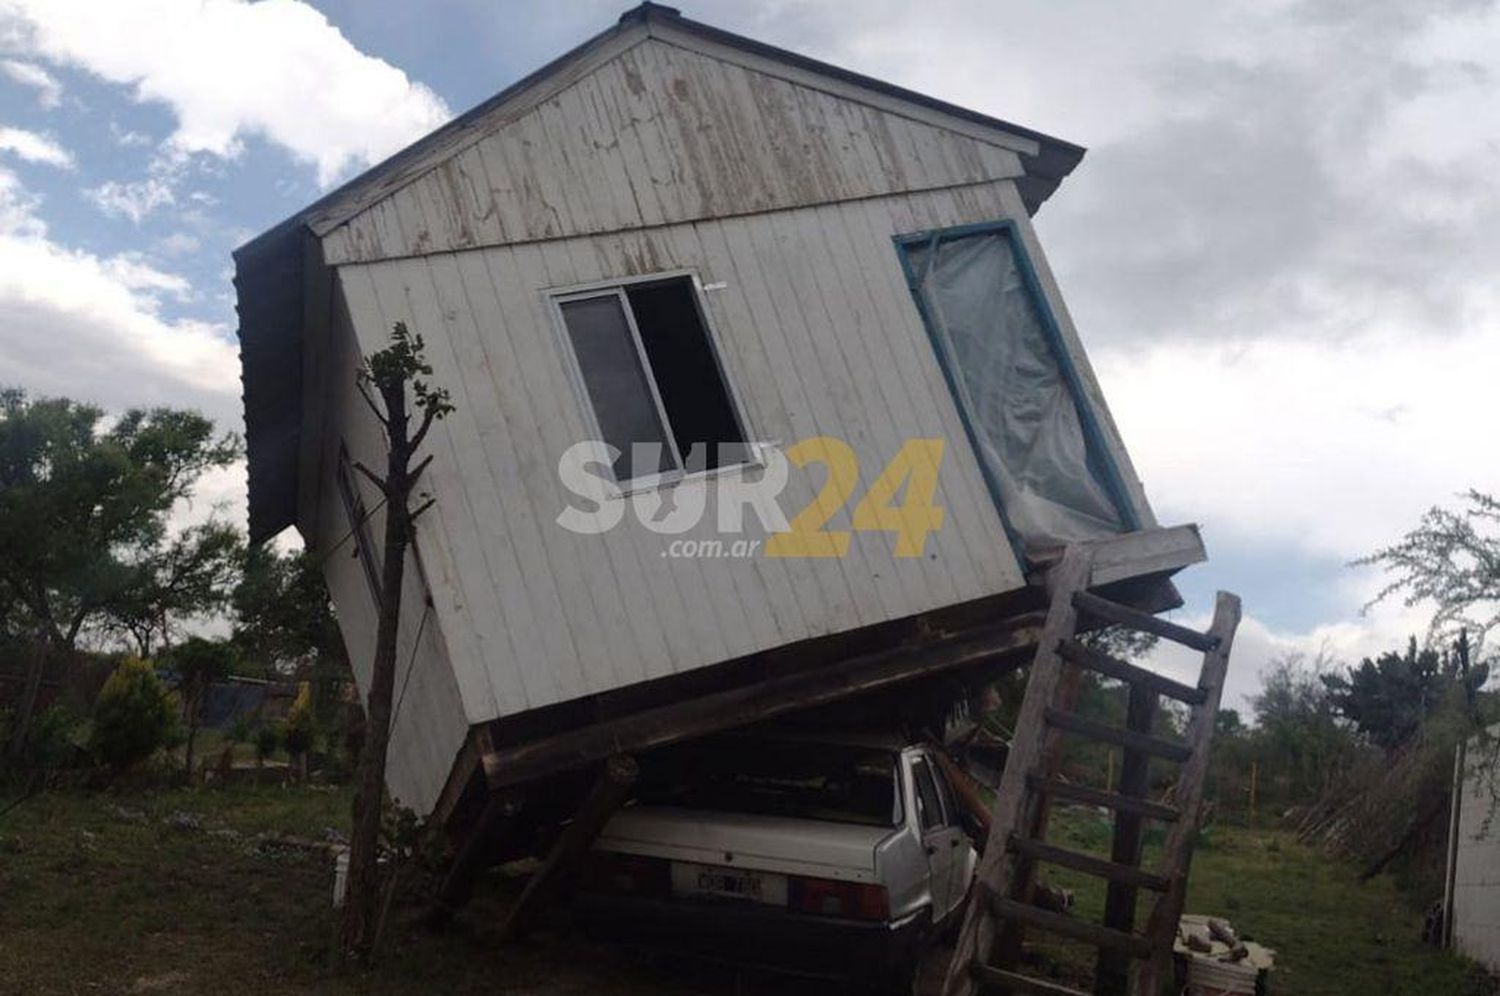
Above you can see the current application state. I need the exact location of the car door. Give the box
[910,753,964,920]
[930,756,978,906]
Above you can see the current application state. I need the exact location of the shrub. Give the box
[90,657,181,771]
[283,682,316,758]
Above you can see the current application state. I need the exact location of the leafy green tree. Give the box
[90,657,181,772]
[166,636,236,780]
[0,389,239,759]
[1321,636,1489,752]
[105,523,243,658]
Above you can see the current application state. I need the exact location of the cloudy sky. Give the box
[0,0,1496,710]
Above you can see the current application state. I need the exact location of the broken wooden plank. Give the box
[484,613,1044,788]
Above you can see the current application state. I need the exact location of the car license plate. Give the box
[671,862,787,905]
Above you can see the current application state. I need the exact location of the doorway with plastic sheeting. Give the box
[895,220,1139,564]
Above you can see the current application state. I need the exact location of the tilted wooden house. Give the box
[235,3,1204,828]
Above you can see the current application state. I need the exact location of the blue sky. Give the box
[1,0,1497,709]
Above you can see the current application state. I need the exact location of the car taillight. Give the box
[581,851,671,898]
[787,875,889,922]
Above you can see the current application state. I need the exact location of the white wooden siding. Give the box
[329,177,1081,724]
[1454,742,1500,971]
[310,295,468,813]
[320,37,1026,266]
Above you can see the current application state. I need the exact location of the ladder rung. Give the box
[1044,708,1193,763]
[1057,638,1207,705]
[970,963,1089,996]
[984,893,1154,958]
[1073,591,1220,652]
[1028,775,1180,822]
[1009,835,1171,892]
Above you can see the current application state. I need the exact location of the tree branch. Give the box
[410,406,439,453]
[356,380,390,428]
[408,454,435,488]
[409,497,438,524]
[352,461,391,498]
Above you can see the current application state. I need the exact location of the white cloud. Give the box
[1096,326,1500,562]
[0,125,71,167]
[0,167,239,424]
[1,0,451,186]
[0,57,59,107]
[87,175,175,222]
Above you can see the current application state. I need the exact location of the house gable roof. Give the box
[235,2,1087,543]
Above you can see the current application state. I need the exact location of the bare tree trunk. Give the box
[338,382,415,966]
[5,638,46,762]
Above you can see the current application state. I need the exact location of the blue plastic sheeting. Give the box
[902,224,1134,557]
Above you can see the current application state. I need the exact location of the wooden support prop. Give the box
[1134,591,1241,996]
[942,548,1094,996]
[484,615,1043,788]
[499,755,638,942]
[427,790,525,924]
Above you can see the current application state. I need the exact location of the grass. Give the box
[1032,808,1496,995]
[0,785,1495,995]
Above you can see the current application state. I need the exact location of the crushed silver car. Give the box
[574,732,978,992]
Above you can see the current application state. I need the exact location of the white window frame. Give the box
[547,270,760,494]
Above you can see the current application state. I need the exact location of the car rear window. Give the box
[636,739,902,827]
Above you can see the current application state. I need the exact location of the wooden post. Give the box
[426,791,526,924]
[1096,684,1157,995]
[500,755,638,942]
[1248,761,1258,829]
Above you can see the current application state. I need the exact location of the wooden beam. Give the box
[499,755,638,942]
[1096,683,1159,995]
[1085,525,1206,588]
[1026,776,1179,823]
[1008,836,1169,893]
[1056,639,1206,706]
[483,614,1044,789]
[983,893,1153,959]
[1072,591,1218,653]
[1043,708,1190,763]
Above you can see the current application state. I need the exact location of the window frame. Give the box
[335,444,382,606]
[891,218,1142,563]
[547,270,760,495]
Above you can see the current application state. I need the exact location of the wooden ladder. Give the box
[941,544,1242,996]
